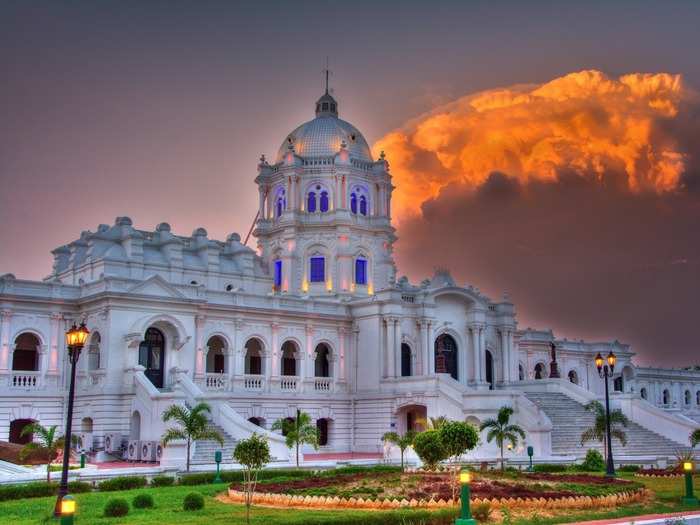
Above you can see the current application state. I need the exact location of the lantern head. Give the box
[607,351,616,372]
[594,353,604,371]
[60,495,76,515]
[459,470,471,484]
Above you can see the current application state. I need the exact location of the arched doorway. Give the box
[316,418,330,446]
[640,387,648,400]
[568,370,579,384]
[518,364,524,381]
[206,336,226,374]
[485,350,494,389]
[400,343,412,377]
[8,419,34,444]
[396,404,427,434]
[87,332,101,371]
[12,333,40,371]
[662,389,670,405]
[534,363,546,380]
[281,341,298,376]
[314,343,331,377]
[81,417,93,433]
[434,334,458,380]
[138,328,165,388]
[244,338,264,375]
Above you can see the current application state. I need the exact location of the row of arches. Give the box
[7,331,102,373]
[271,183,372,218]
[242,338,332,377]
[641,387,700,406]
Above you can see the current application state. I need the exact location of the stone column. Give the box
[305,323,314,379]
[229,319,241,387]
[352,324,360,392]
[338,327,346,382]
[478,326,486,382]
[418,320,427,375]
[194,314,206,380]
[270,322,279,378]
[393,318,400,378]
[500,329,509,383]
[0,310,12,372]
[470,326,479,383]
[48,312,63,376]
[385,317,395,378]
[258,186,265,218]
[426,321,434,375]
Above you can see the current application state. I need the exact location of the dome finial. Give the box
[323,56,332,95]
[315,58,338,117]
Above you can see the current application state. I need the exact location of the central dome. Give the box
[275,92,373,163]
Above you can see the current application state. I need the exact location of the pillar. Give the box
[393,318,400,378]
[385,317,395,378]
[305,324,314,378]
[338,327,346,382]
[270,322,279,378]
[258,186,265,218]
[194,314,206,378]
[48,312,62,376]
[500,329,509,383]
[418,320,428,375]
[426,321,434,375]
[229,319,241,386]
[0,310,11,372]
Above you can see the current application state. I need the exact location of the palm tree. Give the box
[161,402,224,472]
[272,411,318,468]
[382,430,416,471]
[691,428,700,448]
[580,401,629,459]
[19,423,64,483]
[480,406,526,471]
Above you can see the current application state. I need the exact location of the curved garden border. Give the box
[224,487,650,511]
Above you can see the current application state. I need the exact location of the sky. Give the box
[1,1,700,366]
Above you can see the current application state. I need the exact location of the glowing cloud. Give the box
[374,70,696,223]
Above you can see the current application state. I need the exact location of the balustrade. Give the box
[244,374,264,391]
[280,376,298,392]
[10,372,41,390]
[314,377,332,392]
[205,372,228,391]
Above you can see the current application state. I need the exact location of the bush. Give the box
[98,476,147,492]
[150,475,175,487]
[0,481,92,502]
[412,430,446,470]
[132,493,154,509]
[532,463,568,473]
[183,491,205,511]
[581,449,605,471]
[619,464,641,473]
[472,501,493,521]
[104,498,129,518]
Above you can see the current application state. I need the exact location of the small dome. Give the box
[275,91,372,163]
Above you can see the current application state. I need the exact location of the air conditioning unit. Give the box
[126,440,141,461]
[140,441,158,462]
[104,433,123,454]
[75,432,93,453]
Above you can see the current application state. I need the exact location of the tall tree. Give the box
[580,401,629,459]
[439,420,480,500]
[691,428,700,448]
[271,410,318,468]
[381,430,416,471]
[233,433,271,525]
[480,406,526,471]
[19,423,65,483]
[161,402,223,472]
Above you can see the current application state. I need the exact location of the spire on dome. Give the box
[316,58,338,117]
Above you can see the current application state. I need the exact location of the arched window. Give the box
[244,338,263,375]
[281,341,297,376]
[206,336,226,374]
[350,186,369,216]
[274,260,282,288]
[662,389,670,405]
[613,376,623,392]
[534,363,545,380]
[88,332,101,371]
[640,387,648,400]
[685,390,691,405]
[518,364,524,381]
[350,193,357,214]
[8,419,35,445]
[81,417,94,433]
[314,343,331,377]
[434,334,458,380]
[248,417,264,427]
[310,256,325,283]
[485,350,494,390]
[355,258,367,285]
[12,333,40,371]
[139,328,165,388]
[568,370,578,384]
[401,343,412,377]
[317,418,329,446]
[130,410,141,440]
[320,191,329,212]
[697,391,700,405]
[307,191,317,212]
[359,195,367,216]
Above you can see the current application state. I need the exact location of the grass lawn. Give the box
[0,473,696,524]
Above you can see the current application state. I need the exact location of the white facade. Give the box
[1,88,698,466]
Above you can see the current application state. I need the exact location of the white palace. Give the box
[1,87,699,467]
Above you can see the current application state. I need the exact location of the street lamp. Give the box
[595,350,616,478]
[681,461,698,505]
[54,322,89,517]
[59,494,76,525]
[455,470,476,525]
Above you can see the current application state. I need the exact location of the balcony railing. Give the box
[314,377,332,392]
[244,375,264,391]
[205,373,228,391]
[10,372,41,390]
[280,376,298,392]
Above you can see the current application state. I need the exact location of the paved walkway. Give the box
[570,511,700,525]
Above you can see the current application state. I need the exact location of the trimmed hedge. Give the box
[98,476,148,492]
[104,497,129,517]
[0,481,92,502]
[150,475,175,487]
[532,463,569,473]
[179,468,313,486]
[132,493,154,509]
[619,464,641,473]
[183,491,204,511]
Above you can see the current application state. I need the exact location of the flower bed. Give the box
[634,468,683,478]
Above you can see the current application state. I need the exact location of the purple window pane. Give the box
[310,257,325,282]
[350,193,357,214]
[307,192,316,212]
[355,259,367,285]
[274,260,282,287]
[359,195,367,216]
[320,191,329,212]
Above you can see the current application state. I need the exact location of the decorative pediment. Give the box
[126,275,186,299]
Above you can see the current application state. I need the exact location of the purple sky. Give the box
[2,1,700,365]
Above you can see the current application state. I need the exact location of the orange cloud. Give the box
[373,70,696,223]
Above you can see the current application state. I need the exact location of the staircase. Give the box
[191,423,238,465]
[524,392,685,458]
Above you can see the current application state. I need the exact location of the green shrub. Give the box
[412,430,446,470]
[619,464,641,472]
[532,463,568,473]
[0,481,92,502]
[150,475,175,487]
[104,498,129,517]
[132,493,154,509]
[183,491,205,511]
[98,476,147,492]
[581,449,605,471]
[472,501,493,521]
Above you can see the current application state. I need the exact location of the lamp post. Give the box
[595,351,616,478]
[681,461,698,505]
[527,446,534,472]
[59,494,76,525]
[54,322,89,517]
[455,470,476,525]
[213,450,223,483]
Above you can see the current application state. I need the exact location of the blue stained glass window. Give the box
[350,193,357,214]
[276,199,283,218]
[320,191,329,212]
[310,257,325,282]
[274,260,282,287]
[359,195,367,216]
[355,258,367,285]
[307,192,316,212]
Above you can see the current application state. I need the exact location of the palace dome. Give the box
[275,92,373,163]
